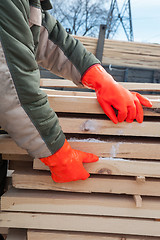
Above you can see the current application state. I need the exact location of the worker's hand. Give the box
[40,139,99,183]
[82,64,152,124]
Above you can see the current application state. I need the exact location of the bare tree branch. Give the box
[50,0,109,37]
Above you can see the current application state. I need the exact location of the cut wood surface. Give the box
[1,212,160,236]
[27,229,160,240]
[59,118,160,137]
[47,94,160,117]
[12,170,160,196]
[33,157,160,178]
[1,135,160,160]
[3,188,160,219]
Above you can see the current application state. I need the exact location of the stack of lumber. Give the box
[0,80,160,240]
[75,36,160,70]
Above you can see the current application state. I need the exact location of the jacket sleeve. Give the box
[0,0,65,158]
[36,11,100,86]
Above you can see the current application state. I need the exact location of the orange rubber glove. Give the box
[82,64,152,124]
[40,139,99,183]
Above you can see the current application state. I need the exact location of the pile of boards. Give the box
[75,36,160,70]
[0,79,160,240]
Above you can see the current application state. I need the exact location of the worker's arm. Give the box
[36,11,100,86]
[0,0,65,158]
[0,1,98,183]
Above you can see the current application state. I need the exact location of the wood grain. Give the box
[1,212,160,236]
[12,170,160,196]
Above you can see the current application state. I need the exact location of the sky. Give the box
[111,0,160,44]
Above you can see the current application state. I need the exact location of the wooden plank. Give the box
[6,229,27,240]
[12,170,160,196]
[8,160,33,171]
[76,35,160,51]
[102,56,160,70]
[4,174,13,192]
[120,82,160,92]
[0,227,8,235]
[103,45,160,55]
[42,88,160,99]
[2,154,33,161]
[103,46,160,57]
[102,51,160,68]
[28,229,160,240]
[1,212,160,236]
[40,79,78,88]
[59,118,160,137]
[47,95,160,117]
[1,136,160,160]
[33,157,160,178]
[41,88,96,96]
[3,188,160,219]
[103,38,160,48]
[40,79,160,91]
[102,53,160,65]
[103,41,160,53]
[75,36,160,69]
[0,135,27,155]
[103,41,160,69]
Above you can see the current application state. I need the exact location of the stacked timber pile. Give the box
[39,37,160,84]
[40,37,160,83]
[75,36,160,70]
[0,80,160,240]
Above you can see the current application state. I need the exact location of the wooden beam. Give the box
[103,46,160,57]
[102,54,160,70]
[47,94,160,117]
[74,36,160,69]
[2,154,33,161]
[2,188,160,219]
[40,79,77,88]
[0,135,27,155]
[27,229,160,240]
[33,157,160,178]
[59,118,160,137]
[1,212,160,236]
[1,113,160,139]
[9,160,33,171]
[12,170,160,196]
[40,79,160,91]
[42,88,160,100]
[1,135,160,160]
[41,88,96,96]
